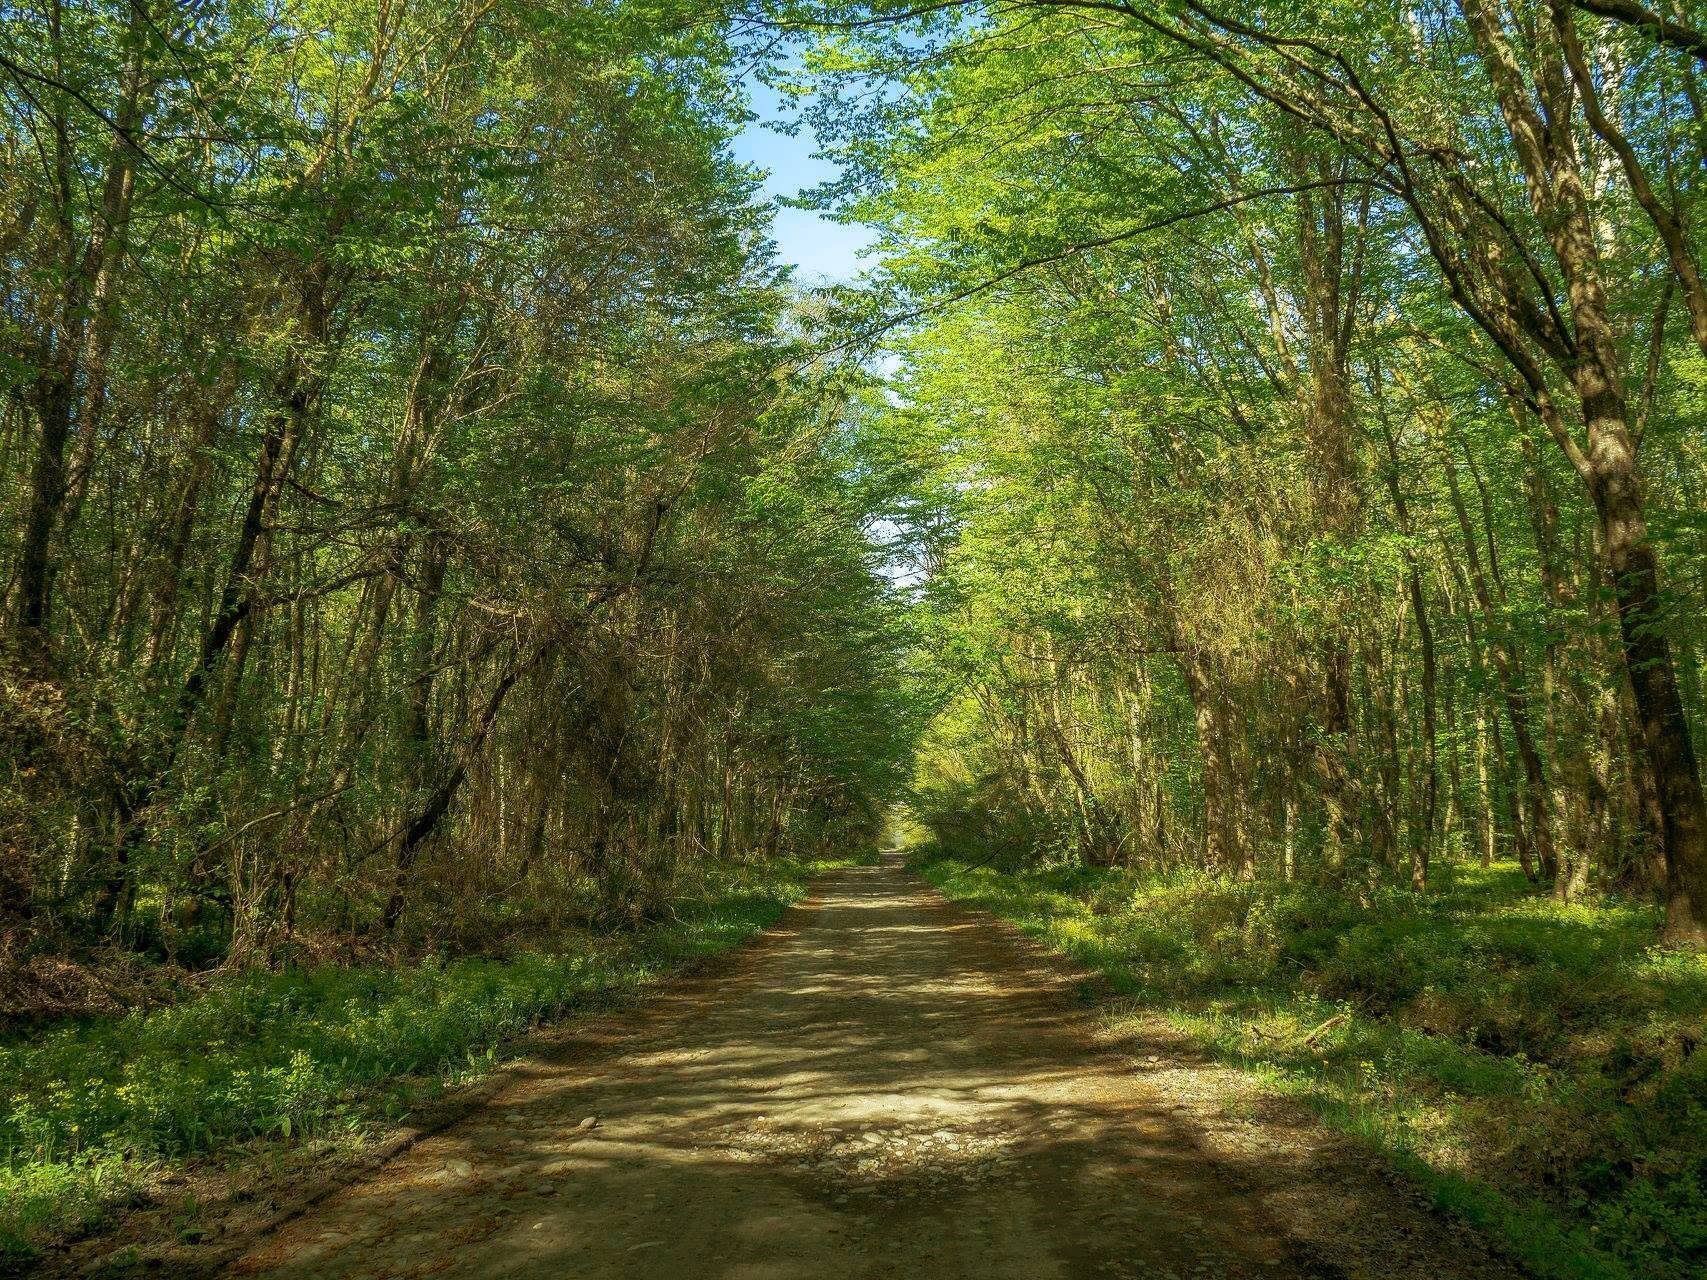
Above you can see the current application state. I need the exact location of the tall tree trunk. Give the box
[1465,0,1707,938]
[14,369,75,643]
[1373,397,1438,885]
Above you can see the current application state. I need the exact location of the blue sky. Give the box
[731,70,917,588]
[731,73,877,284]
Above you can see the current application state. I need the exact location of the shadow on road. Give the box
[229,862,1517,1280]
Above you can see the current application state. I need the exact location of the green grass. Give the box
[0,855,840,1262]
[917,854,1707,1280]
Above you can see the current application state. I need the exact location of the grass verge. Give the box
[1,855,841,1265]
[917,854,1706,1280]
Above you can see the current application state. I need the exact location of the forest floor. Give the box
[113,855,1526,1280]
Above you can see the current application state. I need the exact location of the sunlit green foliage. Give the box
[790,0,1707,915]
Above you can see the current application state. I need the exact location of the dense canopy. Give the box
[0,0,917,964]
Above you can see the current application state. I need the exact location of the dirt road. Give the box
[229,857,1521,1280]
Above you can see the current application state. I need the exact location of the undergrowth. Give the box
[917,853,1707,1280]
[0,854,840,1263]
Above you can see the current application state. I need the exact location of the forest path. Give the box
[229,857,1519,1280]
